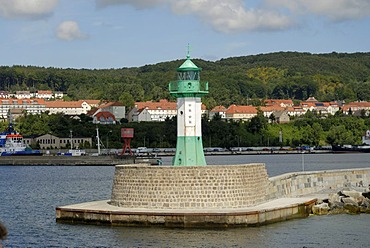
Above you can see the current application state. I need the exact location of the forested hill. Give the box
[1,51,370,108]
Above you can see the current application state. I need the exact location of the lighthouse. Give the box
[169,48,208,166]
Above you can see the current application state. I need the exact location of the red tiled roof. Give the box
[45,100,82,108]
[99,101,124,108]
[210,105,227,112]
[45,100,101,108]
[95,111,116,121]
[37,90,52,94]
[225,105,257,114]
[0,98,45,105]
[346,101,370,107]
[260,106,285,112]
[82,100,100,105]
[135,99,177,110]
[264,99,293,106]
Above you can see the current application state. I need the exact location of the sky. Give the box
[0,0,370,69]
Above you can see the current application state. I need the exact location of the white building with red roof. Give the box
[342,101,370,115]
[209,105,227,119]
[14,91,31,99]
[93,111,117,125]
[264,99,294,108]
[0,98,46,120]
[36,90,53,99]
[225,104,258,121]
[45,100,100,115]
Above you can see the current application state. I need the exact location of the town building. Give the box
[92,111,117,125]
[24,134,92,150]
[45,100,100,115]
[273,111,290,124]
[342,101,370,115]
[128,99,177,122]
[90,101,125,122]
[0,98,46,121]
[128,108,152,122]
[0,91,9,98]
[54,91,64,99]
[14,91,31,99]
[36,90,53,100]
[209,105,227,119]
[225,105,258,121]
[264,99,294,108]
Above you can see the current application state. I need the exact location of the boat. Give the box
[332,130,370,153]
[0,123,42,156]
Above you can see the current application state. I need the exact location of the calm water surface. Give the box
[1,153,370,247]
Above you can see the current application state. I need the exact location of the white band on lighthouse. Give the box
[177,97,202,137]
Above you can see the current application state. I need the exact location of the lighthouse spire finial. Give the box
[186,43,191,59]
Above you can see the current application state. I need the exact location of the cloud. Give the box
[56,21,88,41]
[171,0,293,33]
[266,0,370,21]
[0,0,59,20]
[95,0,294,32]
[96,0,166,9]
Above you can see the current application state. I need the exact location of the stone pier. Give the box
[56,163,317,227]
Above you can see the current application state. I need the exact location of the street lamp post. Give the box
[70,130,73,150]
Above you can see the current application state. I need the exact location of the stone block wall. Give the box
[110,163,269,209]
[267,168,370,199]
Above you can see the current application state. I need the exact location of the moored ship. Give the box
[0,123,42,156]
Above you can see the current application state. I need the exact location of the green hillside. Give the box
[1,52,370,108]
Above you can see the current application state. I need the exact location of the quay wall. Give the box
[110,164,269,209]
[267,168,370,199]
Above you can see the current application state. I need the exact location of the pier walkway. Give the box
[56,196,318,227]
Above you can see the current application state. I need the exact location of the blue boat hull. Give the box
[1,150,42,156]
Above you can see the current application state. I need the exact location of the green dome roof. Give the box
[177,54,201,72]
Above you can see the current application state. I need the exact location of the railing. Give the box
[169,81,208,94]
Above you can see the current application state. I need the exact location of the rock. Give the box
[312,202,330,215]
[344,203,360,214]
[329,200,344,208]
[360,205,368,213]
[342,190,363,199]
[341,197,358,206]
[329,193,341,203]
[329,201,345,214]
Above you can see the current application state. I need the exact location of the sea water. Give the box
[1,153,370,247]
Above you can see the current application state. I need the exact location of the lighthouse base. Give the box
[172,136,206,166]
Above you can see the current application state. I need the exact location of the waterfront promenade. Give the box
[0,148,331,166]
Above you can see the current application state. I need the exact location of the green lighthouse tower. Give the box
[169,48,208,166]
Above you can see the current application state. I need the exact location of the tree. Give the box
[248,110,267,134]
[326,125,355,145]
[312,122,323,146]
[119,92,135,107]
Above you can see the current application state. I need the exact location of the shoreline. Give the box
[0,149,362,166]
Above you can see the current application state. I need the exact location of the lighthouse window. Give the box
[177,71,199,80]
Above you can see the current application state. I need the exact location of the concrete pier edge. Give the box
[56,197,316,227]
